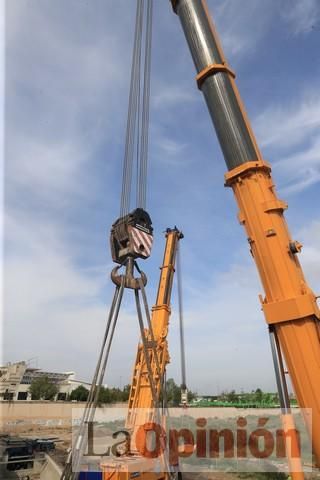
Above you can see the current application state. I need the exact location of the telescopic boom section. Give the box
[126,227,183,427]
[171,0,320,465]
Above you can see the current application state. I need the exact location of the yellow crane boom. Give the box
[171,0,320,471]
[102,227,183,480]
[127,227,183,418]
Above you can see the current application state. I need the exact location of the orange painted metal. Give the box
[281,414,305,480]
[101,229,182,480]
[171,0,320,471]
[196,62,235,89]
[172,0,320,466]
[225,161,320,466]
[126,229,181,422]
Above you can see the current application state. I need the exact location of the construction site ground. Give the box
[2,422,320,480]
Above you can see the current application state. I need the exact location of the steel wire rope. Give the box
[120,0,144,217]
[135,0,143,209]
[137,273,162,382]
[63,2,155,475]
[134,289,159,409]
[134,289,172,476]
[61,280,125,480]
[61,285,121,480]
[176,245,187,392]
[73,279,125,479]
[120,0,153,216]
[138,0,153,209]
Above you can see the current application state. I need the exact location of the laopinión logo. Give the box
[72,407,311,473]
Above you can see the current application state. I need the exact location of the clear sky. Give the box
[3,0,320,395]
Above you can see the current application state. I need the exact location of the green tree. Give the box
[166,378,181,406]
[29,376,58,400]
[70,385,89,402]
[98,386,112,403]
[96,385,131,405]
[226,389,239,403]
[187,389,196,403]
[254,388,264,404]
[109,387,122,403]
[121,384,131,402]
[164,378,197,406]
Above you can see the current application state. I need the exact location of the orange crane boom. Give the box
[170,0,320,467]
[101,227,183,480]
[127,227,183,417]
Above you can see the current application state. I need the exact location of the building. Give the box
[0,361,91,401]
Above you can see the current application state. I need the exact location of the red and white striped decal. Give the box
[130,227,153,257]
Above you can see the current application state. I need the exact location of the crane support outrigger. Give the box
[170,0,320,468]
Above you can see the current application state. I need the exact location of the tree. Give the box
[164,378,197,406]
[98,386,112,403]
[254,388,264,404]
[226,389,238,403]
[121,384,131,402]
[70,385,89,402]
[166,378,181,406]
[187,389,196,403]
[29,376,58,400]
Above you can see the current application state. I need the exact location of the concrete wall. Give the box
[39,454,62,480]
[0,401,127,430]
[1,402,290,434]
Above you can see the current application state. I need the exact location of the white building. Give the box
[0,361,91,401]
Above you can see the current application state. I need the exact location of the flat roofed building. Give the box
[0,361,90,401]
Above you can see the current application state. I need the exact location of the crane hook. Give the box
[111,257,147,290]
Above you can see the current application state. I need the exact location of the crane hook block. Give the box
[110,208,153,264]
[111,261,147,290]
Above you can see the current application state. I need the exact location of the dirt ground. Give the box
[2,424,320,479]
[2,423,71,468]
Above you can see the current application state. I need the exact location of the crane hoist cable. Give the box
[61,274,168,480]
[120,0,153,217]
[60,5,162,479]
[62,3,183,478]
[110,0,154,285]
[176,243,188,407]
[60,279,125,480]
